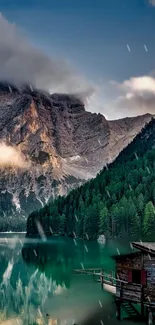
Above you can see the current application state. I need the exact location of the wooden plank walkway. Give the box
[104,283,116,294]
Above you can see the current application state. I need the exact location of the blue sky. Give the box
[1,0,155,81]
[1,0,155,118]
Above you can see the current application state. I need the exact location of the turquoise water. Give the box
[0,234,145,325]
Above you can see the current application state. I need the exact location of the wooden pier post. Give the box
[141,302,144,318]
[141,285,144,317]
[110,270,113,285]
[148,307,153,325]
[100,271,104,290]
[116,299,121,320]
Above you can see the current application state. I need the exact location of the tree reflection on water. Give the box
[0,237,77,325]
[22,239,75,289]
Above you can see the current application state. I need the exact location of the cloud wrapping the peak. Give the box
[0,12,154,120]
[0,13,92,96]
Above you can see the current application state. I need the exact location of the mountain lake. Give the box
[0,233,146,325]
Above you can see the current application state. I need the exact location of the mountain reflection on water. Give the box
[0,234,138,325]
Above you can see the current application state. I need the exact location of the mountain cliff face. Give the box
[26,118,155,239]
[0,82,152,230]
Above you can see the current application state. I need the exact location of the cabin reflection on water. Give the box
[113,242,155,324]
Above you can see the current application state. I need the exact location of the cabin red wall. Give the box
[141,270,147,286]
[128,270,132,283]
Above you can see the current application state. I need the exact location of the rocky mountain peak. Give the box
[0,81,153,230]
[51,93,85,113]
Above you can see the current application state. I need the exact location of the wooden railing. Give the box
[116,281,142,302]
[73,268,154,308]
[73,268,116,286]
[73,267,145,300]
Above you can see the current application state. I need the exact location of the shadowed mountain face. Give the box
[0,82,152,229]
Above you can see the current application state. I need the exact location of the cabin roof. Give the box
[112,251,139,260]
[132,242,155,254]
[112,242,155,260]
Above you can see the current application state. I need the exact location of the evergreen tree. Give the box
[143,201,155,236]
[99,205,109,235]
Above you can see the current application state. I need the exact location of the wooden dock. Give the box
[73,242,155,324]
[73,268,116,294]
[73,267,148,322]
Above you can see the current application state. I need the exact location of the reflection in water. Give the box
[0,262,57,324]
[22,240,75,288]
[0,236,79,324]
[0,235,136,325]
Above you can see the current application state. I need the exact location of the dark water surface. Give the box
[0,234,145,325]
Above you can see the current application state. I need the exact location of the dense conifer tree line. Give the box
[27,119,155,239]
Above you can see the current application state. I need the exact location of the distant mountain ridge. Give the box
[0,81,152,230]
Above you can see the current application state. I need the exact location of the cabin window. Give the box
[132,270,141,284]
[128,269,147,285]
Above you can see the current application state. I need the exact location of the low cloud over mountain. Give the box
[0,13,93,97]
[0,142,30,168]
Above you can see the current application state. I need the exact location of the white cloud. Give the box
[0,12,93,96]
[148,0,155,7]
[105,75,155,119]
[122,76,155,94]
[0,143,30,168]
[0,12,154,120]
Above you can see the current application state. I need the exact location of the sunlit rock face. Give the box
[0,82,152,229]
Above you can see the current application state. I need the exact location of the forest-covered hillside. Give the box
[26,118,155,239]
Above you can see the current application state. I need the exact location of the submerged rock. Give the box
[97,235,106,244]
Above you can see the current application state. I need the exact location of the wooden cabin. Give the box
[113,242,155,324]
